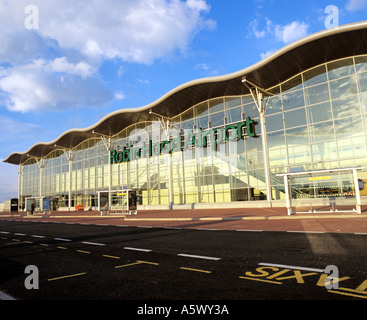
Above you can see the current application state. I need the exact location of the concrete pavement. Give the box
[1,205,367,234]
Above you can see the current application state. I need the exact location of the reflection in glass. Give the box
[226,106,242,123]
[284,108,307,129]
[334,116,362,139]
[282,75,303,92]
[209,98,224,113]
[209,112,225,127]
[197,116,209,129]
[307,102,332,123]
[309,121,334,143]
[304,65,327,87]
[358,72,367,93]
[329,76,358,100]
[288,145,311,165]
[267,131,285,149]
[286,126,309,146]
[195,101,208,117]
[332,95,360,119]
[243,102,258,118]
[360,92,367,113]
[312,141,337,162]
[355,56,367,73]
[282,90,305,110]
[305,83,330,105]
[266,94,282,114]
[266,113,283,132]
[327,58,354,81]
[337,136,367,159]
[225,97,241,109]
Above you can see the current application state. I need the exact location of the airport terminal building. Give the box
[4,21,367,212]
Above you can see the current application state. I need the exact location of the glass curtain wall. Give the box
[19,55,367,208]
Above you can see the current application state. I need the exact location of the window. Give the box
[329,76,358,100]
[332,95,360,119]
[334,116,362,139]
[286,126,309,146]
[195,101,208,117]
[358,72,367,93]
[284,108,307,129]
[309,121,334,143]
[225,97,241,109]
[266,113,284,132]
[355,56,367,73]
[307,101,332,123]
[282,90,305,110]
[226,106,242,123]
[328,58,355,81]
[282,75,303,92]
[209,98,224,113]
[304,65,327,87]
[305,83,330,105]
[267,131,285,149]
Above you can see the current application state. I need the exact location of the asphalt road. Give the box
[1,219,367,303]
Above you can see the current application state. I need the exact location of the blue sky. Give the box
[0,0,366,202]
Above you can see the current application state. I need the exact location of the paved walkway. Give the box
[2,206,367,234]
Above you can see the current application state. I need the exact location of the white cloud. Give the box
[274,21,310,44]
[345,0,367,11]
[0,58,114,113]
[0,0,214,65]
[260,49,277,60]
[249,18,310,45]
[249,18,272,39]
[114,91,126,100]
[48,57,94,79]
[0,0,215,113]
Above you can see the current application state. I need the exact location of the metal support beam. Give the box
[35,158,47,198]
[243,79,272,205]
[283,175,293,216]
[16,164,24,210]
[61,149,76,211]
[92,131,114,213]
[149,110,173,210]
[353,169,362,214]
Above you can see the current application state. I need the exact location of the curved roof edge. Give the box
[4,20,367,165]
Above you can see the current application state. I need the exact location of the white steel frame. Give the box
[277,167,362,215]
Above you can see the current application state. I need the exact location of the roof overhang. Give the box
[4,21,367,165]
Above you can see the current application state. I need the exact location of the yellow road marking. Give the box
[180,267,211,274]
[115,261,144,269]
[48,272,86,282]
[239,276,283,285]
[103,254,120,259]
[12,239,20,242]
[57,246,67,250]
[40,243,49,247]
[328,290,367,299]
[137,260,159,266]
[77,250,90,254]
[115,260,159,269]
[338,287,367,295]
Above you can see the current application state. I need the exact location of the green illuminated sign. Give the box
[110,117,258,164]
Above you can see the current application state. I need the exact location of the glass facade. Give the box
[19,55,367,209]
